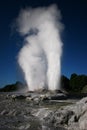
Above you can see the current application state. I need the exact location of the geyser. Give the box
[16,4,63,91]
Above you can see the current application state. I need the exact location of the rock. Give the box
[7,109,16,116]
[79,119,87,130]
[63,97,87,130]
[68,115,77,125]
[40,94,50,101]
[79,111,87,130]
[33,97,40,105]
[25,124,31,129]
[1,92,87,130]
[18,124,30,130]
[50,93,67,100]
[32,108,52,120]
[11,94,26,100]
[26,97,32,101]
[1,110,8,115]
[43,109,74,127]
[18,125,25,130]
[32,96,87,130]
[6,94,11,99]
[11,94,17,99]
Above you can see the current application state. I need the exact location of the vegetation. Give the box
[61,75,70,91]
[0,82,24,92]
[81,85,87,93]
[70,74,87,92]
[61,73,87,93]
[0,73,87,93]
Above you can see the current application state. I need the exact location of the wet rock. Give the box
[11,94,26,100]
[7,109,16,116]
[50,93,67,100]
[40,94,49,101]
[11,94,17,100]
[26,97,33,101]
[33,108,52,120]
[6,94,11,99]
[0,110,8,115]
[1,92,87,130]
[18,124,30,130]
[41,109,74,127]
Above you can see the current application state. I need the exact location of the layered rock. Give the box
[33,97,87,130]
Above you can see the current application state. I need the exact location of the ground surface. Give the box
[0,92,71,130]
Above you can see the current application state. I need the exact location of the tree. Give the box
[0,82,24,92]
[70,73,77,79]
[70,74,87,92]
[61,75,70,91]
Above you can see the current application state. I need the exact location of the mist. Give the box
[16,4,63,91]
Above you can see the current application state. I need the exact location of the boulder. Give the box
[11,94,26,100]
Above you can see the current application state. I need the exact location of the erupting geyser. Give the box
[16,4,63,91]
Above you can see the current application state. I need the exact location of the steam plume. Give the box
[16,5,63,91]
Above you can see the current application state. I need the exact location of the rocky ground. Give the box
[0,91,87,130]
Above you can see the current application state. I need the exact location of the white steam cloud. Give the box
[16,4,63,91]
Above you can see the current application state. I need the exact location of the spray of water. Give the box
[16,4,63,91]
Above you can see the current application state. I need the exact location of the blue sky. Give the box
[0,0,87,87]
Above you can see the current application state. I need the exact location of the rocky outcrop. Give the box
[1,91,87,130]
[10,92,87,130]
[32,97,87,130]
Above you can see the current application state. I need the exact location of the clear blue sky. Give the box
[0,0,87,87]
